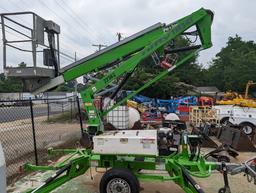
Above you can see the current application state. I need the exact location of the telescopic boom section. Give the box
[77,8,213,135]
[35,8,213,135]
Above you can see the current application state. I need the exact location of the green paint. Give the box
[24,7,214,193]
[25,144,217,193]
[77,8,213,133]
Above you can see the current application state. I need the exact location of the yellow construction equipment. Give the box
[127,100,146,113]
[245,80,256,99]
[216,80,256,107]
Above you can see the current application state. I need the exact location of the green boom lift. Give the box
[3,8,256,193]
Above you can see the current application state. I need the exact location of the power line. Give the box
[0,17,78,61]
[36,0,96,57]
[59,0,113,40]
[0,26,23,39]
[55,0,99,42]
[18,0,89,51]
[59,0,103,34]
[33,0,91,57]
[59,54,75,62]
[38,0,95,44]
[0,25,76,64]
[0,6,31,28]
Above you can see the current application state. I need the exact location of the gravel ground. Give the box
[1,118,81,178]
[8,149,256,193]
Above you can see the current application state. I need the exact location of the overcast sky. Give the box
[0,0,256,72]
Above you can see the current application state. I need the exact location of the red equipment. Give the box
[198,96,214,106]
[141,108,163,122]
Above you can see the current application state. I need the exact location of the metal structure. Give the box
[2,8,256,193]
[216,80,256,108]
[245,80,256,99]
[217,125,256,152]
[0,12,60,91]
[189,106,220,127]
[33,7,214,136]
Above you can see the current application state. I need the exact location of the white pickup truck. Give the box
[213,105,256,135]
[212,105,233,124]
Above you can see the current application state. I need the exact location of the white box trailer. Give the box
[93,130,158,156]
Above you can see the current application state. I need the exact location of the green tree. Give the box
[18,62,27,68]
[0,73,23,92]
[207,35,256,93]
[123,36,205,98]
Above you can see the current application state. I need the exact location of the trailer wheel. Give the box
[100,168,139,193]
[240,122,254,135]
[218,187,226,193]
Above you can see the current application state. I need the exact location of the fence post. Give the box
[70,97,73,120]
[76,96,84,136]
[29,98,38,165]
[47,95,50,121]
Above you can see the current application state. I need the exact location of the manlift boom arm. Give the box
[36,8,213,134]
[34,8,213,135]
[80,8,213,134]
[19,8,256,193]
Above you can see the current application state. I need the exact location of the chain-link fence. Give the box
[0,95,83,183]
[0,94,132,183]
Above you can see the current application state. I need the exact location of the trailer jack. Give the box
[218,162,231,193]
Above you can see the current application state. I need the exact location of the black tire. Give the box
[218,188,226,193]
[100,168,140,193]
[220,117,229,125]
[239,122,255,135]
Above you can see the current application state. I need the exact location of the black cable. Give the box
[55,0,99,42]
[60,0,112,39]
[184,34,198,44]
[37,0,94,46]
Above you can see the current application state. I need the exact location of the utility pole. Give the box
[92,44,107,52]
[116,32,123,42]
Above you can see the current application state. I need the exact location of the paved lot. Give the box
[0,104,70,123]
